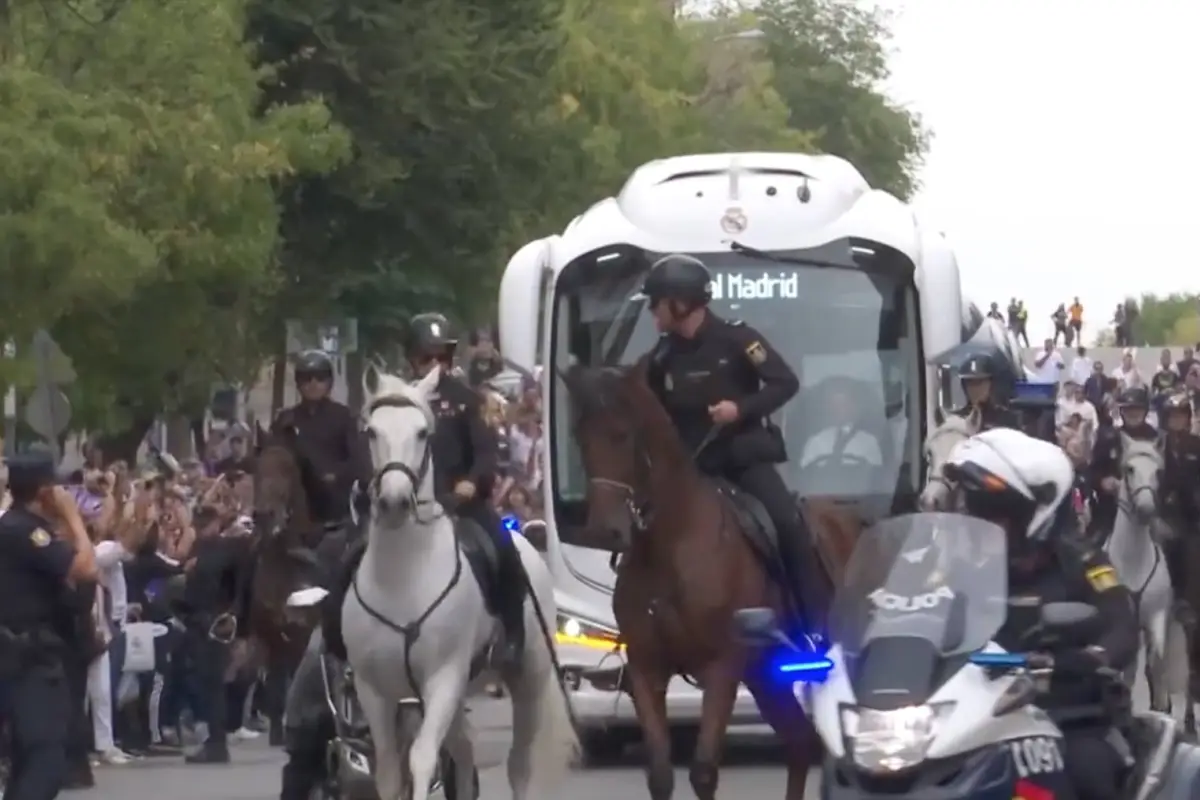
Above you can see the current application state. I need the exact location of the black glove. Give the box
[1048,646,1108,676]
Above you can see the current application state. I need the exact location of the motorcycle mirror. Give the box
[733,607,780,643]
[1040,601,1098,630]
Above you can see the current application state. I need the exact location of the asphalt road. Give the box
[93,699,813,800]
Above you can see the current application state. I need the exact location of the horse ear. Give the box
[415,364,441,398]
[363,362,383,399]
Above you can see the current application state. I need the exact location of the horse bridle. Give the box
[365,394,439,521]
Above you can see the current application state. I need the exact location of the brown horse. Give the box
[562,362,835,800]
[249,424,325,744]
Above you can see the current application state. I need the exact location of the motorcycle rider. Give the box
[943,428,1139,800]
[637,254,825,633]
[1159,391,1200,617]
[402,312,525,667]
[951,353,1020,431]
[1088,386,1157,537]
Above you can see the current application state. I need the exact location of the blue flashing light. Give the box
[500,515,521,536]
[969,652,1028,668]
[774,653,835,683]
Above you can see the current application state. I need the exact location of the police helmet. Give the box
[959,353,994,380]
[638,254,712,308]
[1117,386,1149,408]
[404,312,458,356]
[294,349,334,383]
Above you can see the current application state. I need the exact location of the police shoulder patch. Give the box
[745,341,767,365]
[30,528,51,548]
[1086,564,1119,592]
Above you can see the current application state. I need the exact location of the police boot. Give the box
[185,740,231,764]
[777,519,828,642]
[280,730,327,800]
[322,537,367,662]
[495,537,527,671]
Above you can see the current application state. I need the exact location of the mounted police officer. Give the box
[944,430,1138,800]
[0,453,98,799]
[272,349,365,528]
[637,254,825,632]
[1159,391,1200,615]
[1088,386,1157,537]
[951,353,1020,431]
[402,312,525,666]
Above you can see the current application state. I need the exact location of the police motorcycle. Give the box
[284,586,452,800]
[734,512,1200,800]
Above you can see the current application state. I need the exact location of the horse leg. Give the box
[358,681,404,800]
[266,648,289,746]
[1146,608,1171,713]
[688,659,740,800]
[443,707,477,800]
[407,670,467,800]
[1166,615,1192,728]
[626,660,674,800]
[746,672,817,800]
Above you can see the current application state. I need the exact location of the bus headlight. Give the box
[555,614,622,652]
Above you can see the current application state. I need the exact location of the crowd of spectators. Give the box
[0,438,264,787]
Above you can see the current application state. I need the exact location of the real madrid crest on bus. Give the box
[720,207,747,234]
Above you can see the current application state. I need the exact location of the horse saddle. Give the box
[711,479,780,567]
[454,518,502,619]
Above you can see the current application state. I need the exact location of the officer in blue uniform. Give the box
[0,453,98,800]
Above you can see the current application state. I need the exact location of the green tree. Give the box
[755,0,929,199]
[1124,293,1200,346]
[0,0,347,451]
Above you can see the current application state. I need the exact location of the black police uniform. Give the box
[272,399,365,527]
[0,456,78,800]
[645,310,825,627]
[997,532,1139,800]
[950,354,1019,432]
[1087,391,1157,536]
[179,533,252,764]
[1159,396,1200,604]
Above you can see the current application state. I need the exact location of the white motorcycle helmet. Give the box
[943,428,1074,542]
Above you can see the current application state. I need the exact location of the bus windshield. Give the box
[550,244,924,521]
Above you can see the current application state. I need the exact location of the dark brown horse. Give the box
[249,424,325,744]
[563,362,841,800]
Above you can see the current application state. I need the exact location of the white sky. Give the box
[878,0,1200,343]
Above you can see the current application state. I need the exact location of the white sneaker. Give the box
[232,727,261,741]
[99,748,133,766]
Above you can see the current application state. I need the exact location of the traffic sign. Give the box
[31,329,76,384]
[24,384,71,439]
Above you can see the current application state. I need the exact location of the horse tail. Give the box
[514,540,579,791]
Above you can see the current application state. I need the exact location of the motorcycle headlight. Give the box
[840,702,954,773]
[555,614,623,651]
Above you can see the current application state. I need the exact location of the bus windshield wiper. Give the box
[729,240,851,270]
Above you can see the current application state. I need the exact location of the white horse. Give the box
[920,411,978,510]
[1103,435,1188,719]
[342,365,577,800]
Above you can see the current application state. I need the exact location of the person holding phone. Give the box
[0,452,98,797]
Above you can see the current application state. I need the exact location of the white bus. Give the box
[498,152,966,756]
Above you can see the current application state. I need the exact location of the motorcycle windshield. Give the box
[831,512,1009,659]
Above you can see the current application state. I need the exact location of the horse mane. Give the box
[926,413,974,447]
[569,361,690,469]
